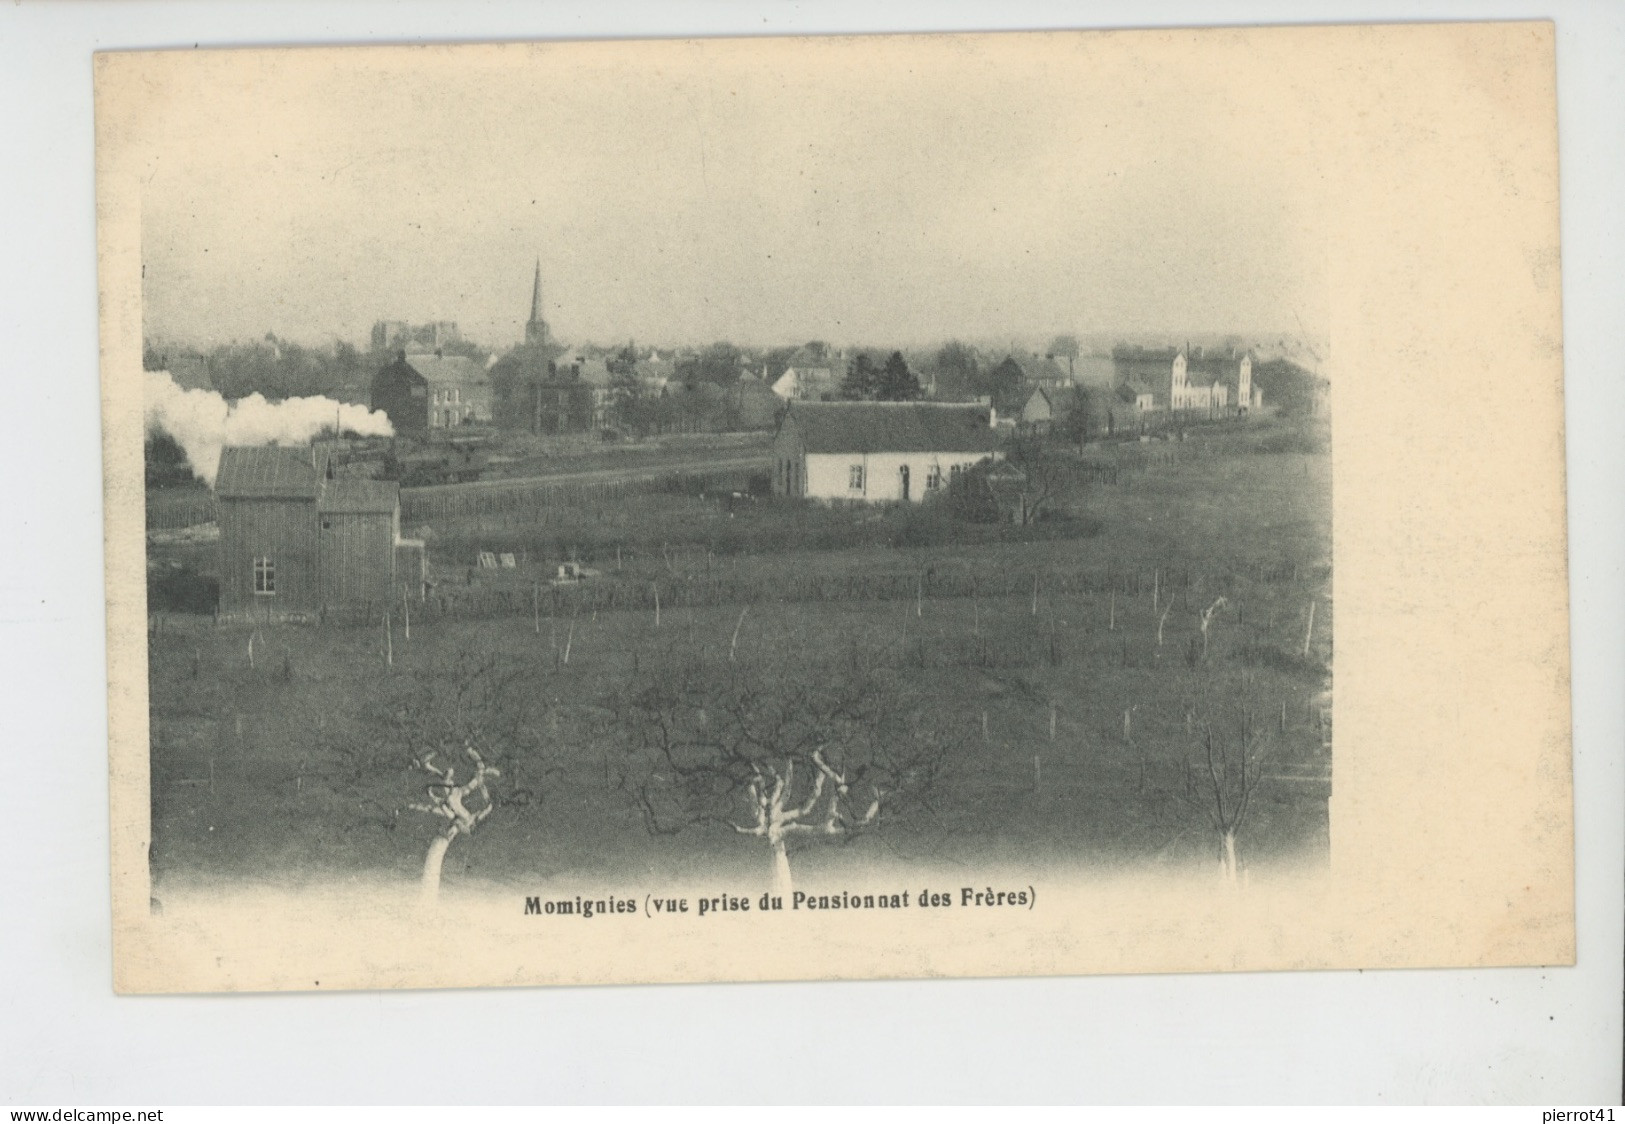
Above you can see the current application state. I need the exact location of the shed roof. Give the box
[1011,354,1069,384]
[782,401,998,454]
[215,446,329,498]
[318,477,400,515]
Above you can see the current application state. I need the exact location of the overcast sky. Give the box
[138,33,1328,352]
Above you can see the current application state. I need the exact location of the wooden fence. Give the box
[314,559,1330,629]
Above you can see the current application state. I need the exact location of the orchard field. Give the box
[146,417,1332,898]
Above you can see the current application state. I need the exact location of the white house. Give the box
[1238,355,1262,413]
[1151,351,1262,416]
[1170,351,1227,411]
[772,401,1001,503]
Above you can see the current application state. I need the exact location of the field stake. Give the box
[533,582,540,635]
[384,611,393,667]
[729,606,748,662]
[1303,599,1316,657]
[1109,590,1116,631]
[1031,573,1039,616]
[402,585,410,640]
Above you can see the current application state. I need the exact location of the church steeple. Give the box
[525,258,548,346]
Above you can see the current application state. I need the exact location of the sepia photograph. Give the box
[97,24,1571,994]
[136,37,1331,909]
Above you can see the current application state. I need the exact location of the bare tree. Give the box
[304,644,552,902]
[610,652,951,897]
[1002,433,1079,525]
[1183,708,1267,884]
[408,745,500,904]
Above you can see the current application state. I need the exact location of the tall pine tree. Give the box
[876,351,923,401]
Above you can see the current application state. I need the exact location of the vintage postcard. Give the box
[98,24,1572,993]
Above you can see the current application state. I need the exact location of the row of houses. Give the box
[208,401,1002,619]
[210,354,1289,621]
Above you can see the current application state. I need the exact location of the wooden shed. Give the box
[215,445,423,621]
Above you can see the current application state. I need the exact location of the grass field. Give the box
[146,417,1332,897]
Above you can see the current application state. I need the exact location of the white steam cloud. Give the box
[145,369,394,487]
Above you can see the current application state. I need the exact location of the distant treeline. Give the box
[143,335,489,404]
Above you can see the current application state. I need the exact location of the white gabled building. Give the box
[772,401,1001,503]
[1170,350,1261,414]
[770,365,838,402]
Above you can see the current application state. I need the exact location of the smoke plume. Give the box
[145,369,394,487]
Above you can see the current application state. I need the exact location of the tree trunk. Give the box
[1220,830,1239,884]
[769,835,793,899]
[421,831,454,905]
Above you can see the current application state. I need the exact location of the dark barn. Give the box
[370,355,430,436]
[215,446,424,621]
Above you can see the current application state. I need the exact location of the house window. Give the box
[253,557,275,595]
[848,464,865,492]
[452,388,460,404]
[926,465,943,491]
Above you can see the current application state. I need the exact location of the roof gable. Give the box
[215,446,328,498]
[404,353,488,386]
[783,402,998,454]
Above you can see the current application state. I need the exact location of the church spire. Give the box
[525,258,548,346]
